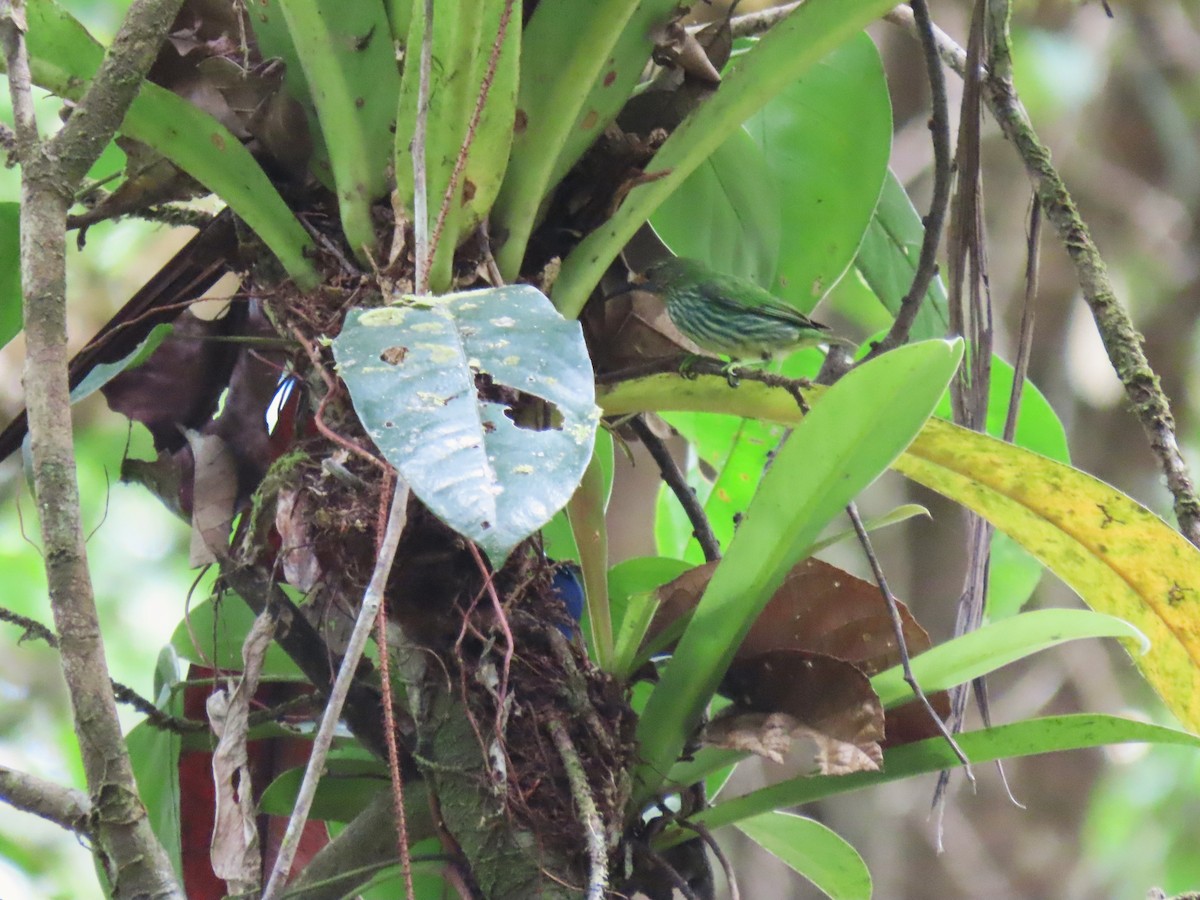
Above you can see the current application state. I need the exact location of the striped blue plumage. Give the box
[642,257,833,360]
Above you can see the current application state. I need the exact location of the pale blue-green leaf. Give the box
[333,285,600,564]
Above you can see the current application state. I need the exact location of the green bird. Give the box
[641,257,838,362]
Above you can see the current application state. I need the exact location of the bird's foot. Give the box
[721,361,743,387]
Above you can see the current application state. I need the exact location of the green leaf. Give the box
[871,608,1148,709]
[125,645,184,878]
[279,0,399,262]
[170,593,304,679]
[0,202,20,351]
[855,167,949,340]
[680,716,1200,836]
[567,430,615,665]
[552,0,899,318]
[607,556,691,678]
[743,31,891,311]
[333,285,600,565]
[736,812,871,900]
[658,412,789,563]
[632,339,963,802]
[651,126,781,286]
[69,324,173,405]
[260,759,390,823]
[250,0,334,187]
[492,0,678,280]
[396,0,520,289]
[22,0,317,287]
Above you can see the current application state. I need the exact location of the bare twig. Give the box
[547,716,607,900]
[868,0,952,356]
[262,481,411,900]
[847,501,972,774]
[682,821,738,900]
[1,0,188,893]
[372,474,416,900]
[629,414,721,562]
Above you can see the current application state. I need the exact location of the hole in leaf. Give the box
[380,346,408,365]
[503,399,564,432]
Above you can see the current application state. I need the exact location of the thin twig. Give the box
[629,414,720,562]
[846,501,972,774]
[868,0,952,357]
[262,481,411,900]
[425,0,517,279]
[412,0,435,293]
[547,716,607,900]
[371,473,416,900]
[682,821,738,900]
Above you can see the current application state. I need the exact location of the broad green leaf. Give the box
[333,285,600,565]
[871,608,1148,708]
[22,0,317,287]
[0,202,20,350]
[125,645,184,877]
[69,324,173,405]
[492,0,678,279]
[736,812,871,900]
[651,127,781,286]
[396,0,519,289]
[677,716,1200,837]
[553,0,899,318]
[855,167,949,340]
[633,339,963,802]
[280,0,399,262]
[170,593,304,679]
[743,31,891,311]
[599,371,1200,734]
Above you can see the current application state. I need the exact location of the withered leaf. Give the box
[713,648,885,774]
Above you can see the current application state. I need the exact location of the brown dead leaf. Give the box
[276,488,320,592]
[713,649,885,774]
[207,609,276,893]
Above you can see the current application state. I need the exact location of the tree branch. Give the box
[885,5,1200,545]
[0,764,91,838]
[0,0,186,894]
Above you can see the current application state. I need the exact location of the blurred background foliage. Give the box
[2,0,1200,897]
